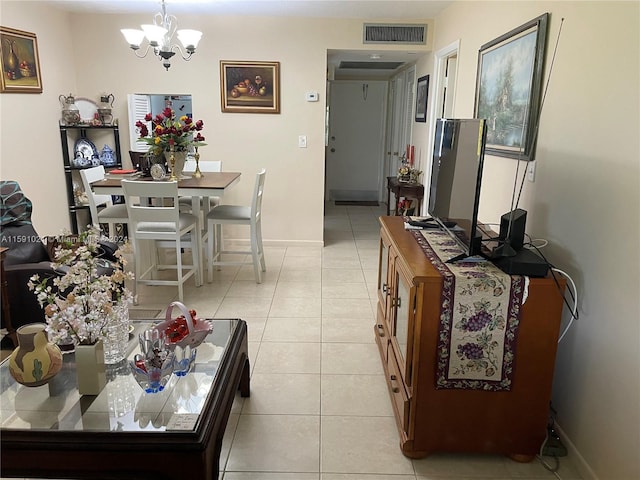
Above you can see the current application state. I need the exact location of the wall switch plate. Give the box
[527,161,536,182]
[298,135,307,148]
[305,92,319,102]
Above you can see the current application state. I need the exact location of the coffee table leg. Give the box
[239,358,250,397]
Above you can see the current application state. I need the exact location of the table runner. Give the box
[409,226,525,391]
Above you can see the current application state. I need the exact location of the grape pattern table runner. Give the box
[410,227,525,391]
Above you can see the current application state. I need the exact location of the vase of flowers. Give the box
[398,164,422,184]
[28,227,134,392]
[135,107,206,179]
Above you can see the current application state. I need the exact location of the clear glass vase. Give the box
[103,302,130,365]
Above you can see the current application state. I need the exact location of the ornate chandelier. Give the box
[121,0,202,71]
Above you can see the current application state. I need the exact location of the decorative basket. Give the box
[154,301,213,350]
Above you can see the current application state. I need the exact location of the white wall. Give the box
[0,1,77,234]
[0,4,434,244]
[427,2,639,479]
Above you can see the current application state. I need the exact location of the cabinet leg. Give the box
[508,453,536,463]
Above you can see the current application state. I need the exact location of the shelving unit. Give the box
[59,122,122,233]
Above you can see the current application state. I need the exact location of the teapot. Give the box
[98,93,115,125]
[59,93,81,126]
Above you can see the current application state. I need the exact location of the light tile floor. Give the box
[3,202,584,480]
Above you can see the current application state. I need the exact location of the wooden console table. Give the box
[376,216,565,460]
[386,176,424,216]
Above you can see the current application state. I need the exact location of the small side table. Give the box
[386,176,425,216]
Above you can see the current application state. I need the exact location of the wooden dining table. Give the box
[93,172,241,204]
[93,172,242,285]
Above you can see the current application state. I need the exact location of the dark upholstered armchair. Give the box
[1,181,57,347]
[1,181,121,348]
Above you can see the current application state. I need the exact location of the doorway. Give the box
[422,40,459,212]
[325,80,387,203]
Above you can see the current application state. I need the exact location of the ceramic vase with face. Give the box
[8,323,63,387]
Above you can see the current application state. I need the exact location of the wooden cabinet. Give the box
[375,216,565,460]
[59,123,123,233]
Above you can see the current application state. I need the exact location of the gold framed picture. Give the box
[220,61,280,114]
[1,26,43,94]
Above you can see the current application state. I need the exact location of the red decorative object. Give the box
[154,302,213,350]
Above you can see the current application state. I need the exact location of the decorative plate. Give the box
[74,138,99,161]
[75,97,98,122]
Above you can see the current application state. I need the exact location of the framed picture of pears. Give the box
[0,26,43,93]
[220,61,280,114]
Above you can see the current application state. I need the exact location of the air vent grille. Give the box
[363,23,427,45]
[339,61,404,70]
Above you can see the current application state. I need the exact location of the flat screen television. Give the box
[428,118,488,263]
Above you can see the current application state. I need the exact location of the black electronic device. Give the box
[492,208,527,257]
[428,118,488,263]
[408,220,439,229]
[492,247,549,277]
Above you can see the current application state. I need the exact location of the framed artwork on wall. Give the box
[220,61,280,114]
[415,74,429,122]
[474,13,549,160]
[0,26,43,93]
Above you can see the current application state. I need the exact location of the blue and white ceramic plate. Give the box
[74,138,99,162]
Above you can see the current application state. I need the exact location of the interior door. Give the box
[326,80,387,202]
[386,74,405,179]
[127,94,151,153]
[442,55,457,117]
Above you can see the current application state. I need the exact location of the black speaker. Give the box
[498,208,527,251]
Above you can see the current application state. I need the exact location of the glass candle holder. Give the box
[172,345,197,376]
[129,328,174,393]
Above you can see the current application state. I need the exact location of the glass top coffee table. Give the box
[0,318,249,480]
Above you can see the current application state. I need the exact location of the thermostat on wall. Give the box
[305,92,319,102]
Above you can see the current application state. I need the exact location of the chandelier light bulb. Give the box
[121,29,146,49]
[177,29,203,52]
[141,24,168,47]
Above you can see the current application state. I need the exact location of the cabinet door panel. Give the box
[377,237,390,308]
[375,302,390,362]
[391,269,415,389]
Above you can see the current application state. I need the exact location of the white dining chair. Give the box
[121,179,202,302]
[179,160,223,212]
[206,169,266,283]
[79,165,128,239]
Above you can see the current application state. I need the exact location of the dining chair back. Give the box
[79,166,128,239]
[121,179,202,302]
[179,160,223,212]
[206,168,266,283]
[182,160,222,174]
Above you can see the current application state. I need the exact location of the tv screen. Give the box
[428,118,487,262]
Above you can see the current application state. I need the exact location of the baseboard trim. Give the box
[554,422,599,480]
[223,238,325,248]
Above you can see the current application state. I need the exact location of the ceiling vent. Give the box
[363,23,427,45]
[339,61,404,70]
